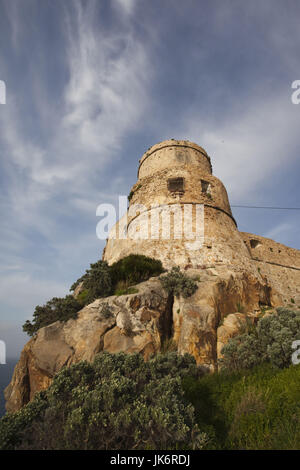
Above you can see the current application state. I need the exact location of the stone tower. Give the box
[103,139,253,271]
[5,139,300,413]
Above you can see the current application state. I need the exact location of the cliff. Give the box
[5,139,300,413]
[5,266,282,413]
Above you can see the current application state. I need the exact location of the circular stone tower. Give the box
[103,139,252,269]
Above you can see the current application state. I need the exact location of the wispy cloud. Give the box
[113,0,137,16]
[178,91,300,201]
[0,0,152,348]
[0,0,151,233]
[1,0,300,357]
[62,0,149,157]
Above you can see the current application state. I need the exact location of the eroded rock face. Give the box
[5,268,281,414]
[5,278,169,413]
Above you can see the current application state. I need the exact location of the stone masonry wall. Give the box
[138,139,212,179]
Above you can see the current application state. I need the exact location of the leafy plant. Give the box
[110,254,164,287]
[70,260,112,301]
[127,190,134,202]
[159,266,199,298]
[22,296,82,336]
[220,307,300,371]
[0,352,207,450]
[76,289,90,306]
[23,255,164,336]
[78,260,112,302]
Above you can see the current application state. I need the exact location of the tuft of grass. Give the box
[114,281,139,296]
[182,362,300,450]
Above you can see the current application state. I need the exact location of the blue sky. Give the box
[0,0,299,357]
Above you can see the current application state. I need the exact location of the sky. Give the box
[0,0,299,358]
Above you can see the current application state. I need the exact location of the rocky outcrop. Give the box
[5,267,281,413]
[6,139,299,416]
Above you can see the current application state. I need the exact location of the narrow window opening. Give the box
[167,177,185,197]
[250,239,262,249]
[201,179,211,193]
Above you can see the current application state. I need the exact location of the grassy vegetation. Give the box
[182,362,300,449]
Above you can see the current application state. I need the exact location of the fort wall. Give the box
[103,139,300,305]
[241,232,300,306]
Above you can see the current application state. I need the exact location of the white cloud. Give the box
[0,0,151,252]
[113,0,137,15]
[180,91,300,201]
[0,0,152,355]
[62,3,149,158]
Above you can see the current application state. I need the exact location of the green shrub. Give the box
[220,307,300,371]
[0,352,207,450]
[110,254,164,287]
[128,190,134,202]
[23,255,163,336]
[77,260,112,302]
[22,295,82,336]
[159,266,199,298]
[70,261,112,305]
[76,289,90,306]
[71,255,163,302]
